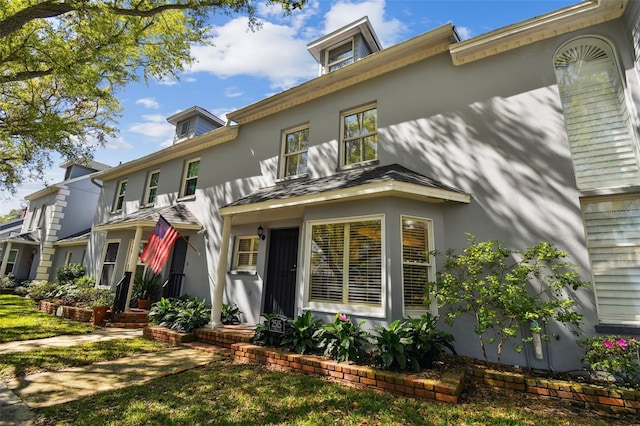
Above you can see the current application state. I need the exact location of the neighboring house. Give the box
[0,160,110,283]
[88,0,640,371]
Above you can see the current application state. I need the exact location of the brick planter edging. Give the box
[38,300,93,323]
[143,326,195,346]
[231,343,464,403]
[466,366,640,415]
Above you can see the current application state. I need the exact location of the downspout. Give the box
[124,226,144,312]
[208,214,232,328]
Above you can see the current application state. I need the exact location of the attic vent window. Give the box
[327,40,354,72]
[178,121,190,137]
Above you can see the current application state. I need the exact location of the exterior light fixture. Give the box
[257,225,265,240]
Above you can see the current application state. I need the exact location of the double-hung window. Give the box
[341,104,377,166]
[401,217,435,315]
[98,241,119,287]
[113,180,127,212]
[326,40,354,72]
[144,170,160,205]
[37,204,47,228]
[5,249,18,274]
[308,216,383,315]
[232,236,259,272]
[181,158,199,198]
[281,125,309,178]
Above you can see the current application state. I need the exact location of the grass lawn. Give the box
[36,361,633,426]
[0,295,95,343]
[0,338,168,379]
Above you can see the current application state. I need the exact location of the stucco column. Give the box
[208,214,232,328]
[124,226,144,312]
[0,242,12,277]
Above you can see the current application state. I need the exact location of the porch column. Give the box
[124,226,144,312]
[209,214,232,328]
[0,242,12,277]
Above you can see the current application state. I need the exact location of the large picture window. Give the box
[308,217,383,314]
[554,37,640,190]
[281,126,309,178]
[401,217,434,315]
[341,104,377,166]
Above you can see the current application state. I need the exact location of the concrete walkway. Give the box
[0,330,221,425]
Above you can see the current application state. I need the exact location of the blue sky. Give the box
[2,0,578,216]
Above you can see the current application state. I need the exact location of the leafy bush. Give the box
[148,296,210,333]
[427,234,589,364]
[282,311,323,355]
[221,303,242,325]
[314,313,372,363]
[372,314,456,372]
[580,335,640,388]
[75,275,96,289]
[0,274,16,289]
[13,286,28,296]
[25,280,59,301]
[56,263,86,284]
[132,271,161,301]
[252,312,291,348]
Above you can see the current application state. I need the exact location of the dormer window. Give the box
[178,120,191,138]
[327,40,354,72]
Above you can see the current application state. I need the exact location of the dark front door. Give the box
[264,228,299,318]
[163,236,188,298]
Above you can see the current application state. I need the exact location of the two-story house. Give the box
[0,160,110,283]
[88,0,640,371]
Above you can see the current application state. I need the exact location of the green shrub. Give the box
[132,271,161,301]
[56,263,86,284]
[314,313,372,363]
[0,274,16,289]
[580,335,640,388]
[221,303,242,325]
[404,314,455,368]
[282,311,322,355]
[252,313,291,348]
[148,296,210,333]
[373,319,416,371]
[13,286,28,296]
[25,280,59,301]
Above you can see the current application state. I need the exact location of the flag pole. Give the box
[181,234,200,256]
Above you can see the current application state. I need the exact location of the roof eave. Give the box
[228,24,456,125]
[91,125,239,182]
[449,0,626,65]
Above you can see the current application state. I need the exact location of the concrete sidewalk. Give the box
[0,330,221,425]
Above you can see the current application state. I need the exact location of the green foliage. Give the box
[0,0,305,194]
[220,303,242,325]
[132,271,161,301]
[372,314,455,372]
[282,311,322,355]
[427,234,589,364]
[580,335,640,388]
[24,280,58,301]
[0,208,23,224]
[148,296,210,333]
[0,274,16,289]
[313,313,372,363]
[252,313,291,348]
[373,319,416,371]
[56,263,86,284]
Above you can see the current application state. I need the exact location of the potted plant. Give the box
[133,271,161,309]
[91,287,115,326]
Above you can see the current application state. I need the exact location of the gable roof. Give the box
[0,231,39,245]
[55,229,91,246]
[221,163,470,219]
[94,204,201,232]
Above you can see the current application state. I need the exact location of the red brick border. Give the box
[466,365,640,416]
[143,326,195,346]
[38,300,93,323]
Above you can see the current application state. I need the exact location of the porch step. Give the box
[103,309,149,329]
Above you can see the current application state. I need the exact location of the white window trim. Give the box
[325,38,355,73]
[180,158,200,198]
[28,208,38,230]
[37,204,47,229]
[279,124,310,179]
[400,215,437,318]
[97,239,120,287]
[339,102,378,167]
[143,170,160,206]
[6,249,18,274]
[231,235,259,272]
[64,251,73,266]
[303,214,386,318]
[113,179,127,212]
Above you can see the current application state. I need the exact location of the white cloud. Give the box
[322,0,407,47]
[455,26,472,41]
[129,114,175,140]
[104,136,134,151]
[135,97,160,109]
[225,86,243,98]
[187,17,317,90]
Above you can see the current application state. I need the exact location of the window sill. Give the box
[228,270,258,276]
[177,195,196,202]
[276,173,309,184]
[595,323,640,335]
[336,159,379,172]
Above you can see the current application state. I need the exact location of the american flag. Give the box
[140,215,179,274]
